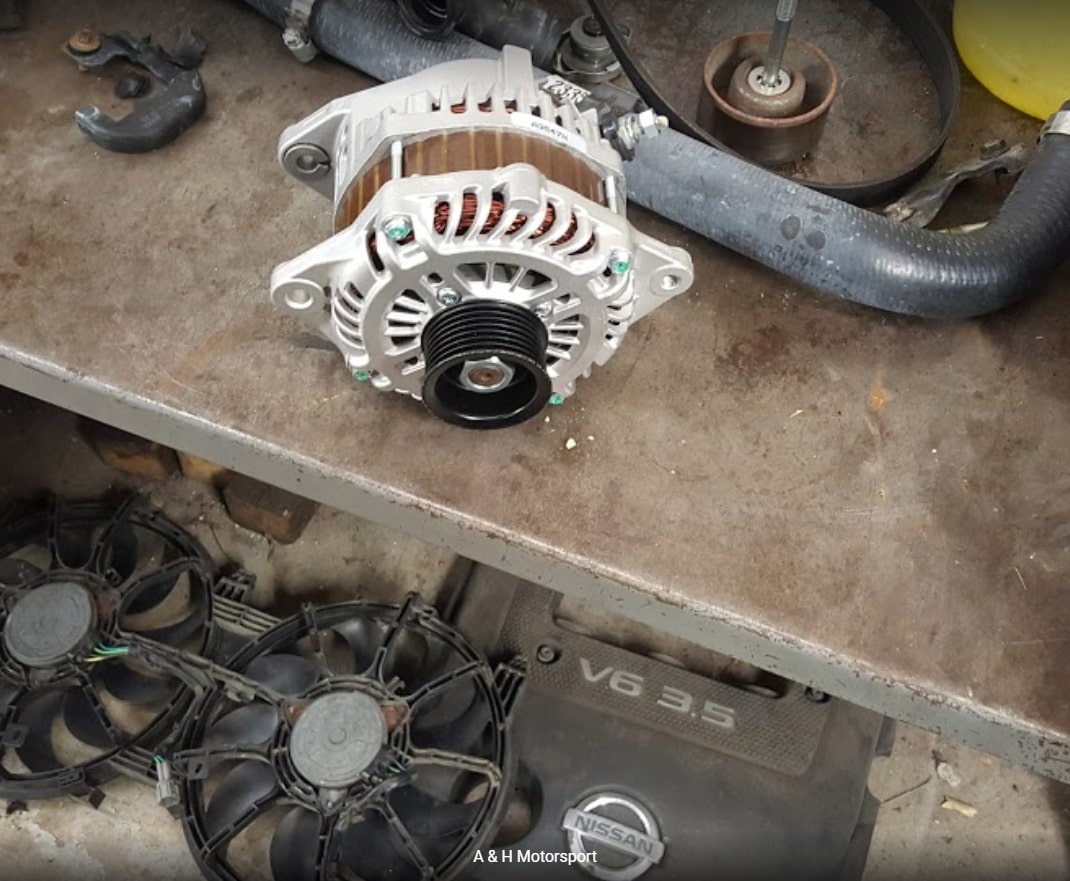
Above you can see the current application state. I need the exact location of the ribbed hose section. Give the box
[302,0,498,81]
[626,125,1070,318]
[246,0,1070,319]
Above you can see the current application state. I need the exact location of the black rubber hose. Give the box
[245,0,1070,319]
[453,0,568,71]
[627,121,1070,318]
[395,0,461,41]
[244,0,499,78]
[391,0,569,65]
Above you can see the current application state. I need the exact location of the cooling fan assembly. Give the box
[0,497,219,800]
[170,596,524,881]
[0,496,525,881]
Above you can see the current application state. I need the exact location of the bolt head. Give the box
[67,29,102,54]
[636,108,665,138]
[608,249,632,275]
[533,302,553,319]
[436,288,461,307]
[352,369,371,382]
[548,393,565,406]
[381,215,412,241]
[535,644,559,664]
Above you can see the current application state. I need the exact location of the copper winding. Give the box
[334,129,605,234]
[432,195,581,248]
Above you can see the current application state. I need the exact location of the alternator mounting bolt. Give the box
[608,249,632,275]
[436,288,461,307]
[381,215,412,241]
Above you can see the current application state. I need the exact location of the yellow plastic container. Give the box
[953,0,1070,120]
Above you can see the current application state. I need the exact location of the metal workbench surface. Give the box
[2,3,1068,780]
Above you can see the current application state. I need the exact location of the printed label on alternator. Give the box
[511,112,589,154]
[539,74,592,106]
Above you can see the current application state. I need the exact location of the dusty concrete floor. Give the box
[0,389,1067,880]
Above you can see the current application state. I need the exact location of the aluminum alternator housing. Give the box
[271,47,693,428]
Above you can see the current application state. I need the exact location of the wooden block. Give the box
[222,474,317,545]
[176,450,232,488]
[78,419,178,482]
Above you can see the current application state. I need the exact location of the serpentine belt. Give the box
[587,0,961,206]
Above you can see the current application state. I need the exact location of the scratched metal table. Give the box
[1,2,1068,781]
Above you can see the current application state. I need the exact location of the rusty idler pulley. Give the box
[698,32,839,168]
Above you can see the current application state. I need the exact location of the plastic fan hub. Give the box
[4,581,96,667]
[289,692,386,787]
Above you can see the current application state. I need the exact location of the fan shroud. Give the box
[177,597,523,881]
[0,497,217,799]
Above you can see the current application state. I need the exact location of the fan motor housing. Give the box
[271,47,693,428]
[3,581,97,667]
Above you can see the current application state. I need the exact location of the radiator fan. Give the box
[0,497,215,799]
[178,597,522,881]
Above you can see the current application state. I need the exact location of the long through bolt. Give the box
[761,0,798,88]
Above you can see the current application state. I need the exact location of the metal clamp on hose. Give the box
[283,0,318,61]
[1039,103,1070,141]
[587,0,961,205]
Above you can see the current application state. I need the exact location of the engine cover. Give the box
[271,47,693,428]
[451,567,889,881]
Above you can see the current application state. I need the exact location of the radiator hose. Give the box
[246,0,1070,319]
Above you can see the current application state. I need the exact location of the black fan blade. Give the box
[246,654,318,696]
[205,761,279,839]
[411,640,454,683]
[270,807,323,881]
[410,691,488,755]
[123,563,181,615]
[13,692,63,772]
[381,629,430,687]
[100,520,139,584]
[390,785,478,840]
[333,617,386,673]
[63,688,117,749]
[204,704,279,750]
[0,559,42,586]
[97,661,176,705]
[408,676,477,732]
[138,605,207,646]
[335,813,410,881]
[0,683,21,714]
[51,504,92,569]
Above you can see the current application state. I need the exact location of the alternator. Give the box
[271,47,693,428]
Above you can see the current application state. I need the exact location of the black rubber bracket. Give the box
[63,30,208,154]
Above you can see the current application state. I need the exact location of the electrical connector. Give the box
[154,756,181,814]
